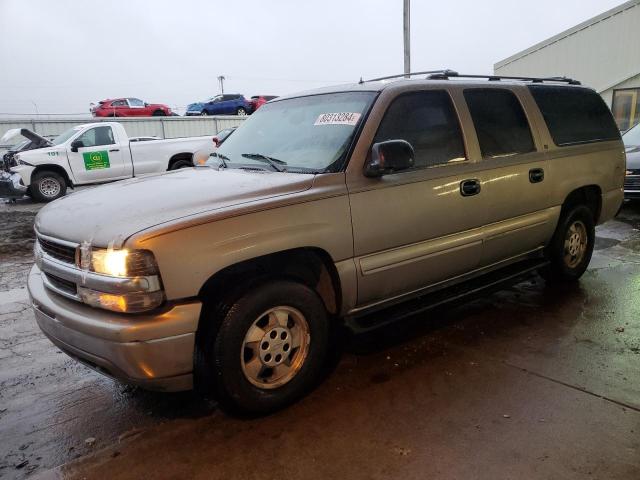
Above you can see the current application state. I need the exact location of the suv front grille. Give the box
[44,273,77,295]
[38,237,77,265]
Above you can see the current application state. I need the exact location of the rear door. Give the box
[66,126,127,183]
[347,88,489,306]
[110,99,129,116]
[461,87,555,267]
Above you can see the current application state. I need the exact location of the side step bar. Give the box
[345,258,549,334]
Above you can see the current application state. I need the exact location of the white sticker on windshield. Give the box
[314,112,361,126]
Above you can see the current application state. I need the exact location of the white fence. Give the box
[0,116,246,145]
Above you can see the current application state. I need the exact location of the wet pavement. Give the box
[1,197,639,479]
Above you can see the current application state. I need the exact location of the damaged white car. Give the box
[9,122,216,202]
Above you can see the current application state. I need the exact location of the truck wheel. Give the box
[30,171,67,202]
[540,205,595,283]
[169,159,192,170]
[152,110,166,116]
[236,107,246,116]
[196,280,329,414]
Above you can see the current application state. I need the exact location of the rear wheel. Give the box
[195,280,329,414]
[30,170,66,202]
[236,107,246,116]
[540,205,595,282]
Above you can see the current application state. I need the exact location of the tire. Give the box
[200,111,209,116]
[196,280,329,414]
[236,107,246,116]
[540,205,595,283]
[152,110,166,116]
[169,159,193,170]
[30,170,67,203]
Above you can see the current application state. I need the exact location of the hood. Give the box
[1,128,52,148]
[626,148,640,171]
[35,168,315,247]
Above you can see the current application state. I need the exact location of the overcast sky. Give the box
[0,0,625,116]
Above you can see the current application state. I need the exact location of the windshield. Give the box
[623,122,640,147]
[204,96,222,103]
[211,91,376,172]
[51,126,83,146]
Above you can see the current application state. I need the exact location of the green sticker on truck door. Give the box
[82,151,110,170]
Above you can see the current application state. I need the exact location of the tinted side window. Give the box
[528,85,621,146]
[112,100,127,107]
[464,89,535,158]
[77,126,115,147]
[374,90,466,169]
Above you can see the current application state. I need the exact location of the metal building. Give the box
[494,0,640,131]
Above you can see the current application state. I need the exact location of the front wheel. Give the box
[152,110,166,116]
[30,171,67,202]
[540,205,595,283]
[196,280,329,414]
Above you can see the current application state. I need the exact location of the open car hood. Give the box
[0,128,52,148]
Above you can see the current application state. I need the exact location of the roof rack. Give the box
[360,70,581,85]
[426,71,581,85]
[360,69,458,83]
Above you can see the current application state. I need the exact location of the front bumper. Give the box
[0,172,27,198]
[185,111,203,116]
[28,265,201,391]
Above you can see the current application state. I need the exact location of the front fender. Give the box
[126,194,354,302]
[10,165,36,187]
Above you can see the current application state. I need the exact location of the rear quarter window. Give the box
[528,85,621,146]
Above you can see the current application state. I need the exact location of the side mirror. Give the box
[144,102,149,107]
[364,139,415,177]
[70,140,84,152]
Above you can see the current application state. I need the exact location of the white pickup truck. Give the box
[10,122,216,202]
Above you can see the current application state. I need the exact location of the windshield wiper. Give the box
[241,153,287,172]
[210,151,230,169]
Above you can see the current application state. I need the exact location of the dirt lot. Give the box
[0,198,639,479]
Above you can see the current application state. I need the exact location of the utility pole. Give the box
[403,0,410,78]
[217,75,225,94]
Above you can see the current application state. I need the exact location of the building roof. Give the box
[495,0,640,70]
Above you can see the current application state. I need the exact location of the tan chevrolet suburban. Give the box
[28,71,625,413]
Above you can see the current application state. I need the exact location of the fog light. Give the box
[78,287,164,313]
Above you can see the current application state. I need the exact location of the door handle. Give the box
[460,179,481,197]
[109,149,120,152]
[529,168,544,183]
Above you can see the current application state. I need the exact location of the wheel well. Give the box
[31,165,73,188]
[198,247,342,318]
[562,185,602,223]
[167,153,193,170]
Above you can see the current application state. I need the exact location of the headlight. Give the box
[77,247,164,313]
[81,247,159,277]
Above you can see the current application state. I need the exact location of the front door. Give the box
[347,89,489,307]
[67,125,126,183]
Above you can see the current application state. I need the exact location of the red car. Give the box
[91,97,172,117]
[249,95,277,113]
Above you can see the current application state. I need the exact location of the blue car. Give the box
[186,94,251,116]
